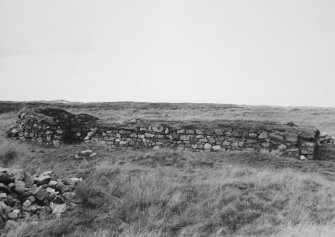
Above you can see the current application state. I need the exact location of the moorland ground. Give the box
[1,101,335,135]
[0,101,335,237]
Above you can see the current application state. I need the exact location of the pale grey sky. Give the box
[1,0,335,107]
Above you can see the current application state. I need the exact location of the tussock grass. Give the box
[17,157,335,237]
[109,167,335,236]
[75,181,107,209]
[0,141,29,167]
[15,218,75,237]
[0,112,31,168]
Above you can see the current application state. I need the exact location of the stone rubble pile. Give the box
[0,167,81,229]
[74,149,97,159]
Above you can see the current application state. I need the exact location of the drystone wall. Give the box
[319,133,335,145]
[87,120,319,159]
[7,107,320,159]
[7,107,98,147]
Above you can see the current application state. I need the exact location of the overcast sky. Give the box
[1,0,335,107]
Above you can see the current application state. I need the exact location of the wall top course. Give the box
[96,119,319,140]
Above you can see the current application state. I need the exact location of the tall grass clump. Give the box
[15,218,75,237]
[75,181,107,209]
[0,141,28,167]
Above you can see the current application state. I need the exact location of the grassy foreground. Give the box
[1,142,335,237]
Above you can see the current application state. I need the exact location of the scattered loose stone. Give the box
[14,180,26,194]
[46,187,58,195]
[0,201,9,219]
[0,184,10,194]
[23,171,35,187]
[0,166,81,228]
[35,187,50,202]
[80,150,93,156]
[41,171,53,176]
[90,153,97,158]
[48,180,58,187]
[55,181,70,193]
[0,193,7,199]
[23,200,32,208]
[74,150,97,160]
[62,192,75,201]
[4,196,15,207]
[8,209,20,219]
[51,203,66,218]
[35,174,51,185]
[70,177,82,183]
[28,196,35,203]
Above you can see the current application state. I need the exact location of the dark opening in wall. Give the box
[62,126,87,144]
[63,129,77,144]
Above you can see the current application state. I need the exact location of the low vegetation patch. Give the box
[0,141,28,167]
[12,149,335,237]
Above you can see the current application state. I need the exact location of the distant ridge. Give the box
[33,99,84,104]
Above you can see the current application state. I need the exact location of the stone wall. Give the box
[7,107,320,159]
[88,120,319,159]
[319,132,335,145]
[6,107,98,147]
